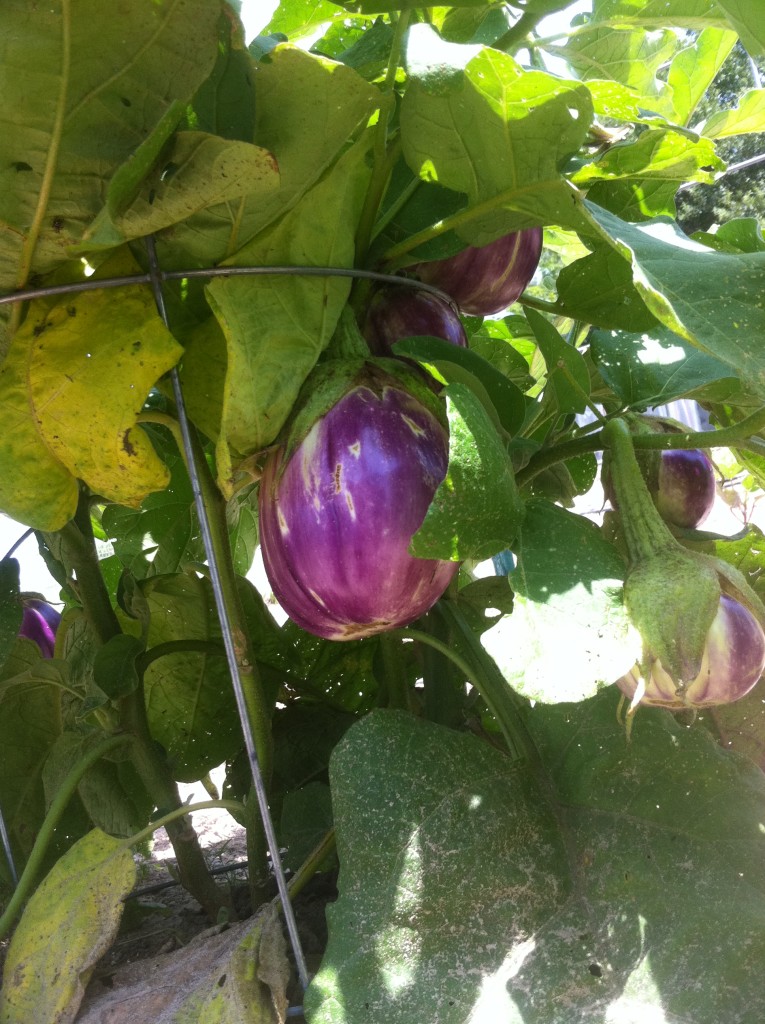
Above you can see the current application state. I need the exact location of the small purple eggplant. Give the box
[410,227,543,316]
[19,599,61,658]
[362,286,467,357]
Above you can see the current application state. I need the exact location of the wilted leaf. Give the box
[0,256,183,530]
[0,0,222,351]
[0,829,135,1024]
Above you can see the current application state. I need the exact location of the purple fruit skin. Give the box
[259,380,459,640]
[363,286,468,357]
[656,449,716,529]
[19,601,61,658]
[411,227,543,316]
[617,594,765,708]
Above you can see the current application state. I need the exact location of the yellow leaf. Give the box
[0,263,183,529]
[0,829,135,1024]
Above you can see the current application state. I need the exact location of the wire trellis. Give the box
[0,248,452,1015]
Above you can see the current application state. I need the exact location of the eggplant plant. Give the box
[1,2,765,1023]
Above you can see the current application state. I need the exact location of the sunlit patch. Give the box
[468,794,483,810]
[636,336,685,366]
[467,941,536,1022]
[307,587,328,610]
[348,441,361,458]
[277,508,289,536]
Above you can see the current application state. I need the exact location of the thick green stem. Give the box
[0,734,132,939]
[602,418,683,564]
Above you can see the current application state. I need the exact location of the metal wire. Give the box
[0,804,18,887]
[0,263,456,308]
[142,236,311,993]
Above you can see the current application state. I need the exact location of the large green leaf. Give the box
[140,573,241,782]
[483,499,637,702]
[306,696,765,1023]
[717,0,765,55]
[398,27,593,246]
[411,383,525,562]
[205,134,373,488]
[590,324,739,408]
[263,0,340,39]
[0,645,62,881]
[547,27,678,100]
[555,247,659,331]
[585,202,765,397]
[667,27,737,126]
[0,0,222,353]
[0,829,135,1024]
[591,0,728,30]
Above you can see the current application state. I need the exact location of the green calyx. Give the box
[603,418,720,684]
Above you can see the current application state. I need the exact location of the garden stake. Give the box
[142,235,312,994]
[0,805,18,887]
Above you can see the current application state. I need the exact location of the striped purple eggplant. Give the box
[410,227,543,316]
[617,594,765,708]
[258,360,459,640]
[362,285,467,357]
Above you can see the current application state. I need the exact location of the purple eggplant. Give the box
[362,286,467,357]
[617,594,765,708]
[604,445,716,531]
[258,362,459,640]
[655,448,716,529]
[410,227,543,316]
[19,599,61,658]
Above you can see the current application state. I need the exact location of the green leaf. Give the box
[393,335,527,436]
[0,253,183,531]
[591,0,728,31]
[667,27,737,126]
[187,12,257,143]
[42,733,152,839]
[0,0,222,353]
[263,0,340,39]
[411,383,524,562]
[590,324,739,407]
[696,87,765,137]
[555,247,658,331]
[93,634,145,700]
[525,308,590,415]
[484,499,637,702]
[84,133,280,251]
[0,646,63,879]
[573,129,724,188]
[584,201,765,396]
[584,177,681,221]
[696,217,765,253]
[141,574,242,783]
[0,559,22,675]
[0,829,135,1023]
[308,696,765,1023]
[717,0,765,55]
[280,782,334,873]
[399,28,593,242]
[206,133,373,486]
[546,27,678,100]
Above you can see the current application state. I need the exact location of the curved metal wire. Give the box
[0,263,456,308]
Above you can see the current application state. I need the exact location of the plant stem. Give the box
[286,828,336,901]
[125,800,247,849]
[354,10,411,266]
[397,624,523,760]
[53,497,231,921]
[137,638,225,674]
[0,734,132,940]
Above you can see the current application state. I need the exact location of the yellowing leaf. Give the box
[0,829,135,1024]
[0,266,182,530]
